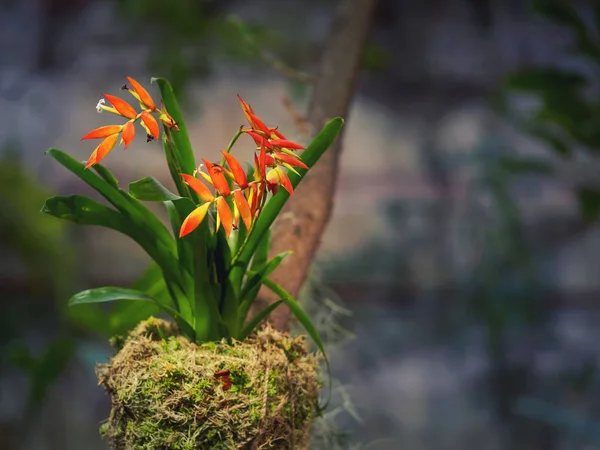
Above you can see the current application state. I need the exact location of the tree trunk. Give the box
[259,0,378,331]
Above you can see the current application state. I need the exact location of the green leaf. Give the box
[577,187,600,223]
[532,0,586,34]
[163,134,195,200]
[42,195,128,231]
[45,149,193,322]
[235,229,270,329]
[191,218,221,341]
[238,250,292,323]
[152,77,197,175]
[92,163,119,188]
[261,277,331,409]
[46,149,176,253]
[106,262,171,336]
[229,118,344,287]
[69,286,165,306]
[237,300,283,340]
[129,176,181,202]
[69,286,192,335]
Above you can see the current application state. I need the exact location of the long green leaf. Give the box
[92,163,119,188]
[235,229,271,329]
[238,250,292,324]
[42,194,175,273]
[69,287,193,337]
[69,286,161,305]
[260,277,331,409]
[106,262,170,335]
[229,118,343,287]
[42,195,128,231]
[46,148,193,322]
[190,218,221,341]
[129,177,181,202]
[237,300,283,340]
[152,77,196,175]
[163,134,196,202]
[46,149,176,254]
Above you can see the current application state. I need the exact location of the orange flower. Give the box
[221,151,248,189]
[201,159,231,197]
[215,196,233,237]
[83,77,180,168]
[84,134,120,169]
[121,122,136,149]
[140,111,160,140]
[102,94,137,120]
[232,189,252,230]
[125,76,156,111]
[179,172,236,238]
[179,202,211,238]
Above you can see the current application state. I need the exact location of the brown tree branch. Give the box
[256,0,379,331]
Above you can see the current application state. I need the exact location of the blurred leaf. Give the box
[498,157,554,176]
[577,187,600,222]
[362,41,391,72]
[503,68,587,94]
[532,0,586,34]
[129,176,181,202]
[522,122,572,157]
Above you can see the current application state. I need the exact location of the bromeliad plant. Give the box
[42,76,342,359]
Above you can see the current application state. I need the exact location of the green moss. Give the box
[97,318,319,449]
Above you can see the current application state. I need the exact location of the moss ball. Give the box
[96,317,320,449]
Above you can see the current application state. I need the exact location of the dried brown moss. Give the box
[96,317,320,449]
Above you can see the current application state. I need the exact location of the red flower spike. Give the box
[245,131,274,150]
[215,197,233,237]
[258,141,267,179]
[270,128,286,140]
[141,111,160,140]
[179,202,211,237]
[126,76,156,111]
[237,94,255,125]
[264,154,276,166]
[275,152,308,169]
[248,112,271,135]
[121,122,135,149]
[270,139,304,150]
[202,159,231,197]
[221,151,248,189]
[233,189,252,230]
[85,133,119,169]
[103,94,137,120]
[81,125,122,140]
[181,174,214,202]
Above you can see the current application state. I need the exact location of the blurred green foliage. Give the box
[0,143,76,411]
[496,0,600,221]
